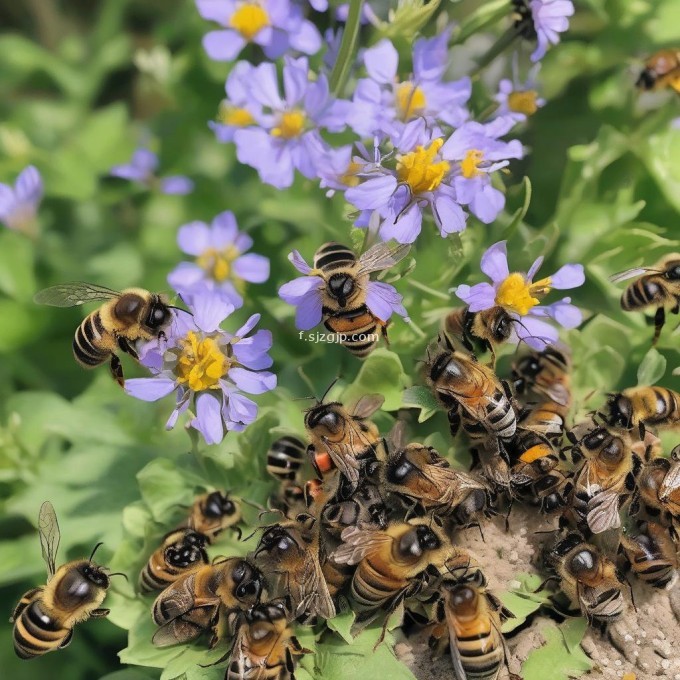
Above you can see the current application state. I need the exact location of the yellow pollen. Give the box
[176,332,231,392]
[495,273,553,316]
[271,110,306,139]
[218,104,254,127]
[395,81,427,121]
[196,246,239,283]
[396,138,450,194]
[229,4,270,41]
[508,90,539,116]
[340,160,362,187]
[460,149,484,179]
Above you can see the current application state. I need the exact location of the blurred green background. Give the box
[0,1,679,678]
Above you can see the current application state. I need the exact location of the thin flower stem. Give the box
[407,318,427,339]
[329,0,365,97]
[407,279,451,301]
[470,25,522,79]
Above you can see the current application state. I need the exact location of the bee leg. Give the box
[109,354,125,388]
[532,575,559,594]
[90,608,110,618]
[652,306,665,345]
[118,336,139,361]
[380,321,390,345]
[59,630,74,648]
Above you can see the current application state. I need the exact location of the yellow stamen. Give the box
[218,104,254,127]
[396,138,450,194]
[395,81,427,121]
[229,3,270,41]
[340,160,362,187]
[495,273,553,316]
[271,111,306,139]
[460,149,484,179]
[176,331,231,392]
[508,90,539,116]
[196,246,240,283]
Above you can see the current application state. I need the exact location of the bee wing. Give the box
[444,605,472,680]
[385,421,408,456]
[541,383,571,408]
[298,555,336,620]
[356,243,410,276]
[425,466,487,501]
[38,501,60,580]
[586,490,622,534]
[350,394,385,419]
[151,573,200,625]
[331,526,393,565]
[322,439,361,488]
[152,618,204,647]
[659,462,680,500]
[609,267,659,284]
[34,282,121,307]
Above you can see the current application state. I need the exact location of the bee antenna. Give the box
[89,542,104,563]
[108,572,129,582]
[319,377,340,404]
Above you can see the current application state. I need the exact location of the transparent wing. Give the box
[356,243,410,276]
[444,604,471,680]
[151,573,201,625]
[350,394,385,419]
[586,490,622,534]
[39,501,60,580]
[152,618,203,647]
[34,282,121,307]
[609,267,658,284]
[541,383,571,408]
[298,556,336,620]
[331,526,393,565]
[659,461,680,500]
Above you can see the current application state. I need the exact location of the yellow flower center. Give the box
[395,81,427,121]
[218,103,255,127]
[460,149,484,179]
[196,246,239,283]
[176,331,231,392]
[229,3,270,41]
[271,111,306,139]
[396,138,450,194]
[340,160,362,187]
[508,90,539,116]
[495,273,553,315]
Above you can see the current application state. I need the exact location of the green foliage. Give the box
[522,620,593,680]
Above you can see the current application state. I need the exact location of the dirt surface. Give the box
[398,506,680,680]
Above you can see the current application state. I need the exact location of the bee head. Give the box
[79,563,110,589]
[146,297,172,330]
[448,584,477,613]
[256,526,299,558]
[386,449,415,484]
[203,491,237,518]
[327,273,355,306]
[164,530,207,568]
[607,394,633,429]
[664,261,680,280]
[635,68,657,90]
[569,548,596,575]
[231,560,263,602]
[305,403,344,434]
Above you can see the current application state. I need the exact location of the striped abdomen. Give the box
[324,306,381,357]
[351,558,407,611]
[454,390,516,440]
[583,586,625,622]
[621,277,667,311]
[266,436,306,481]
[447,609,503,680]
[72,311,109,368]
[314,242,356,270]
[520,402,567,442]
[13,596,69,659]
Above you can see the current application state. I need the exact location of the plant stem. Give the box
[407,279,451,301]
[470,25,522,79]
[329,0,365,97]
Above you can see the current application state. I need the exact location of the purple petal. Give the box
[14,166,43,205]
[434,195,467,235]
[165,394,190,430]
[379,203,423,244]
[536,299,582,329]
[288,20,323,55]
[413,29,451,82]
[203,30,246,61]
[550,263,585,289]
[195,0,231,24]
[177,221,211,256]
[229,367,277,394]
[455,282,496,312]
[125,377,176,401]
[168,262,206,291]
[233,253,270,283]
[210,211,238,247]
[295,287,323,330]
[527,256,544,281]
[366,281,409,321]
[160,176,194,195]
[480,241,509,284]
[192,393,225,445]
[278,275,321,303]
[283,56,309,107]
[234,313,261,338]
[232,330,273,369]
[249,62,285,109]
[470,184,504,224]
[288,250,313,274]
[222,389,258,427]
[345,174,398,211]
[191,293,234,332]
[363,39,398,84]
[514,316,559,350]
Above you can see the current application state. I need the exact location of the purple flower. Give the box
[196,0,321,62]
[233,56,350,189]
[110,148,193,195]
[456,240,585,349]
[278,247,409,330]
[494,70,545,122]
[0,165,42,236]
[168,211,270,309]
[347,34,471,137]
[209,62,261,143]
[125,294,276,445]
[515,0,575,62]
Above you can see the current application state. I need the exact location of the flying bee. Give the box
[331,519,456,617]
[383,442,493,528]
[635,452,680,537]
[306,241,410,357]
[151,557,264,648]
[11,502,118,659]
[545,532,626,624]
[444,305,515,367]
[605,385,680,435]
[620,520,679,589]
[34,282,176,387]
[635,50,680,93]
[139,528,209,594]
[611,254,680,345]
[226,602,309,680]
[183,491,241,543]
[304,392,385,490]
[567,425,640,535]
[266,437,307,482]
[426,337,517,444]
[252,514,336,621]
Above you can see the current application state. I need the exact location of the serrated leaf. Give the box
[637,348,667,386]
[401,385,439,422]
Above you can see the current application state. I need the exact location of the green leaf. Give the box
[451,0,510,45]
[0,230,36,301]
[376,0,443,41]
[401,386,439,423]
[327,609,357,644]
[522,621,593,680]
[499,573,552,633]
[136,459,200,522]
[637,348,667,386]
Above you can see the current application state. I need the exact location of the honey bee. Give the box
[34,282,175,387]
[11,502,116,659]
[606,386,680,435]
[611,254,680,345]
[226,602,309,680]
[546,533,626,624]
[620,520,679,589]
[383,442,493,527]
[635,50,680,93]
[304,393,385,490]
[444,305,515,366]
[266,437,307,482]
[306,241,410,357]
[635,451,680,536]
[568,425,640,534]
[331,519,454,616]
[138,528,209,594]
[151,557,264,647]
[184,491,241,543]
[253,514,336,620]
[427,338,517,443]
